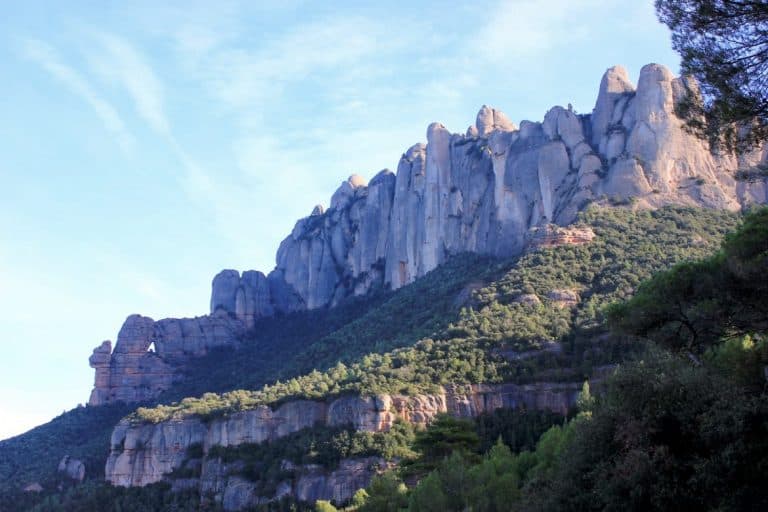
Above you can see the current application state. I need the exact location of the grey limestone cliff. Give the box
[249,63,768,309]
[88,63,768,406]
[105,381,590,507]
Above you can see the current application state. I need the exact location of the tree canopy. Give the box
[607,207,768,355]
[656,0,768,150]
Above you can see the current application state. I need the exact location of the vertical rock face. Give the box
[293,458,387,506]
[105,382,588,489]
[88,64,768,407]
[105,381,593,508]
[272,172,396,308]
[210,270,274,328]
[88,314,243,406]
[106,418,208,487]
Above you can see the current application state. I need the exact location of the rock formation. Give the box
[210,270,274,328]
[87,63,768,406]
[88,314,243,405]
[105,381,591,491]
[257,63,767,308]
[546,289,580,308]
[57,456,85,482]
[528,224,596,250]
[23,483,43,493]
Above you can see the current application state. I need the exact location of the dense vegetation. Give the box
[656,0,768,150]
[0,404,132,498]
[348,206,768,512]
[166,252,503,402]
[134,206,738,423]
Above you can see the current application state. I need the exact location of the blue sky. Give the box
[0,0,679,440]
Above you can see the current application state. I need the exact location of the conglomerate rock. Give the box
[87,64,768,407]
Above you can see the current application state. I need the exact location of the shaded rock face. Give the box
[193,457,388,511]
[106,381,588,495]
[88,314,243,406]
[210,270,274,328]
[293,457,388,506]
[271,171,396,309]
[57,456,85,482]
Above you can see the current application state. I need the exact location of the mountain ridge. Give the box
[85,63,768,410]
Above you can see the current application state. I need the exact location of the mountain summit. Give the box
[87,63,768,409]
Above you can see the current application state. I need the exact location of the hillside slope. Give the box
[75,207,742,510]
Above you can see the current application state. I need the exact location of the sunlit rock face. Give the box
[105,381,587,495]
[265,63,766,304]
[87,64,768,407]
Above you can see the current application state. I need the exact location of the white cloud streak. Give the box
[22,39,134,152]
[204,16,394,110]
[94,33,171,136]
[472,0,607,63]
[87,33,221,206]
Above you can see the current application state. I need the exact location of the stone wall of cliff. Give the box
[87,63,768,407]
[104,381,589,508]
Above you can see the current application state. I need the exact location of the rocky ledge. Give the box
[105,380,594,507]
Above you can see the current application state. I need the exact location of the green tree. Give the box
[607,207,768,356]
[408,471,449,512]
[656,0,768,150]
[351,488,370,508]
[412,415,480,459]
[360,472,408,512]
[315,500,338,512]
[539,353,768,511]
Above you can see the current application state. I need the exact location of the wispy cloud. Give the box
[87,33,220,204]
[21,39,134,152]
[203,16,395,110]
[92,33,171,136]
[471,0,606,63]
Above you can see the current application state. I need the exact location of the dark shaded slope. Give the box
[162,253,503,402]
[0,403,132,497]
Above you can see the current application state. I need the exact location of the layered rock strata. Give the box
[106,381,590,491]
[88,63,768,406]
[528,224,596,250]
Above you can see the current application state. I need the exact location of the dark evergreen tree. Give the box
[656,0,768,151]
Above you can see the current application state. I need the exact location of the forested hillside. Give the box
[2,205,757,511]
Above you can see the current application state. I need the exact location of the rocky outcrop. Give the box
[190,457,389,511]
[546,289,580,308]
[210,270,274,328]
[272,171,396,309]
[57,456,85,482]
[294,457,389,506]
[88,63,768,407]
[88,314,243,405]
[528,224,596,250]
[106,380,590,494]
[23,483,43,493]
